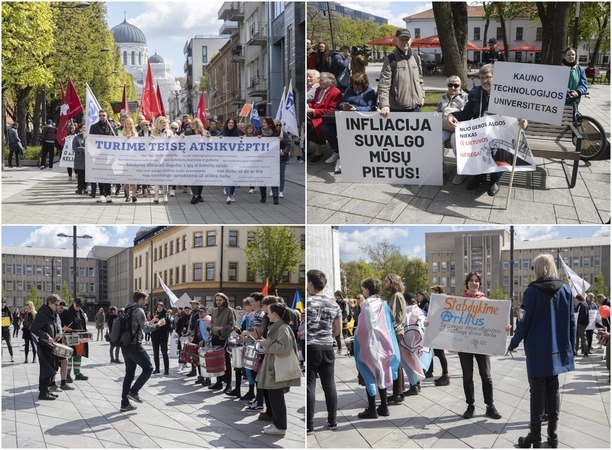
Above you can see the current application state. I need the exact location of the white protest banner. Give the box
[488,61,570,126]
[336,111,443,185]
[59,135,75,169]
[423,294,511,356]
[85,136,280,186]
[456,114,535,175]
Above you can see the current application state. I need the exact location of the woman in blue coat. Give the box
[507,254,575,448]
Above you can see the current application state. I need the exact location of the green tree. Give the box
[593,272,610,297]
[341,260,375,297]
[245,227,304,292]
[61,281,73,306]
[536,2,571,65]
[402,257,429,296]
[488,281,507,300]
[24,285,41,311]
[360,239,402,276]
[569,2,611,67]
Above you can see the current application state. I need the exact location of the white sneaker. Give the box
[170,189,175,197]
[325,152,339,164]
[262,424,286,435]
[68,176,72,181]
[163,194,168,203]
[269,190,273,197]
[334,159,342,174]
[226,196,232,204]
[96,197,103,203]
[106,195,113,203]
[279,192,284,198]
[249,188,254,194]
[87,186,91,194]
[230,195,236,202]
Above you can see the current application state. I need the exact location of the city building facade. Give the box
[307,226,341,298]
[131,226,306,310]
[309,1,388,27]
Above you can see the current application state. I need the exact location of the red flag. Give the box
[140,60,160,120]
[261,278,269,296]
[121,84,130,114]
[195,90,207,128]
[57,78,83,146]
[156,84,166,118]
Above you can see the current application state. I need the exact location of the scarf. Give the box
[260,127,275,137]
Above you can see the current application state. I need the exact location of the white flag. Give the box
[280,78,299,136]
[559,256,591,296]
[156,272,179,307]
[275,86,286,121]
[85,84,101,134]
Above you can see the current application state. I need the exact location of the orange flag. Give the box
[261,278,269,296]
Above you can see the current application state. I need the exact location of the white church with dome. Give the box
[111,19,180,114]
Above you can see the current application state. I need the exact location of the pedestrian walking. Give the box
[95,307,105,341]
[2,299,15,362]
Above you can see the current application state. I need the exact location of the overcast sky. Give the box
[338,225,610,262]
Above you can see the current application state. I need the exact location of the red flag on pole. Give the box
[121,84,130,114]
[261,278,269,296]
[140,60,160,120]
[156,84,166,117]
[195,90,207,128]
[57,77,83,146]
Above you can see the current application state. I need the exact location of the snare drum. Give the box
[52,343,74,359]
[198,346,225,377]
[61,333,80,346]
[78,332,93,343]
[229,345,244,369]
[180,343,199,365]
[243,343,262,372]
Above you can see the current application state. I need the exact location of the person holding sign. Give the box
[458,272,503,420]
[506,254,575,449]
[354,278,400,419]
[447,64,528,197]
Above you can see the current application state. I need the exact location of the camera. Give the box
[351,45,370,58]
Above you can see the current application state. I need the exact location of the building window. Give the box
[26,264,32,275]
[450,261,455,271]
[432,262,438,273]
[5,281,13,291]
[56,266,61,276]
[170,241,174,255]
[229,231,238,247]
[247,264,255,282]
[523,259,529,269]
[36,281,43,291]
[131,51,135,65]
[79,267,86,277]
[414,28,421,39]
[176,238,181,252]
[536,27,543,41]
[5,264,12,275]
[154,248,158,261]
[573,257,580,267]
[55,282,61,292]
[89,283,95,293]
[522,276,529,286]
[79,283,86,293]
[496,27,503,40]
[514,276,519,286]
[583,274,590,283]
[299,265,305,283]
[450,277,456,288]
[193,263,202,281]
[207,231,216,246]
[202,46,208,64]
[514,260,519,269]
[16,281,22,291]
[16,264,22,275]
[194,232,203,247]
[169,270,173,285]
[45,266,52,276]
[135,257,138,268]
[206,263,215,281]
[229,263,237,281]
[89,267,94,277]
[139,52,142,65]
[183,235,187,251]
[516,27,523,41]
[282,270,290,282]
[515,52,522,63]
[300,234,305,250]
[123,51,127,65]
[584,256,590,267]
[473,27,480,41]
[432,277,438,285]
[36,265,42,275]
[441,261,447,272]
[164,243,168,257]
[182,265,186,283]
[503,276,509,286]
[135,279,138,291]
[595,256,601,266]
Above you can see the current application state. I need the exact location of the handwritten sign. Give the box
[335,111,443,185]
[85,136,280,185]
[423,294,510,356]
[455,114,535,175]
[59,135,75,169]
[488,62,570,126]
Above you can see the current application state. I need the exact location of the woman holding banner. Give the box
[458,272,503,420]
[446,64,528,197]
[121,118,139,203]
[189,118,210,205]
[506,254,574,448]
[221,118,242,205]
[151,116,174,203]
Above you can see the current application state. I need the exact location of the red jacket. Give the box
[307,52,318,70]
[308,85,342,140]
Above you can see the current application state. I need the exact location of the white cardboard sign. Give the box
[488,61,571,126]
[59,135,75,169]
[335,111,443,185]
[423,294,511,356]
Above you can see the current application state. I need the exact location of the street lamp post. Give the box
[45,257,58,295]
[57,226,92,303]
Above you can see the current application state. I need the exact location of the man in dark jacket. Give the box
[330,46,351,92]
[88,109,115,202]
[30,295,62,400]
[482,38,505,65]
[6,122,22,168]
[60,297,89,381]
[575,294,590,356]
[2,298,14,362]
[106,306,121,363]
[40,120,57,169]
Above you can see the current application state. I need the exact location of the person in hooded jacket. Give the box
[30,295,62,400]
[507,254,575,449]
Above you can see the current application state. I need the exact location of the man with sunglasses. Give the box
[435,76,468,184]
[88,109,116,203]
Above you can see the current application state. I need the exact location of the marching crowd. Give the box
[307,258,611,447]
[2,290,304,437]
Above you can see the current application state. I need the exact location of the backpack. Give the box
[110,305,139,347]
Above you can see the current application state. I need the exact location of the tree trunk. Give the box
[496,4,509,62]
[32,89,43,145]
[16,86,31,147]
[433,2,468,88]
[589,15,608,68]
[537,2,571,65]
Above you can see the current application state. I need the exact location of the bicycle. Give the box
[569,93,607,161]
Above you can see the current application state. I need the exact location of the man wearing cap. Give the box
[377,29,425,117]
[483,38,505,64]
[49,300,75,392]
[40,119,57,170]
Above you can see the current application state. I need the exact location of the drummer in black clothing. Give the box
[30,295,62,401]
[60,297,89,382]
[482,38,505,64]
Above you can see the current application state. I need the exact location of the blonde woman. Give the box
[22,301,38,363]
[121,117,139,202]
[189,118,210,205]
[152,116,174,203]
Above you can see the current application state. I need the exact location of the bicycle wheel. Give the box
[574,115,607,160]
